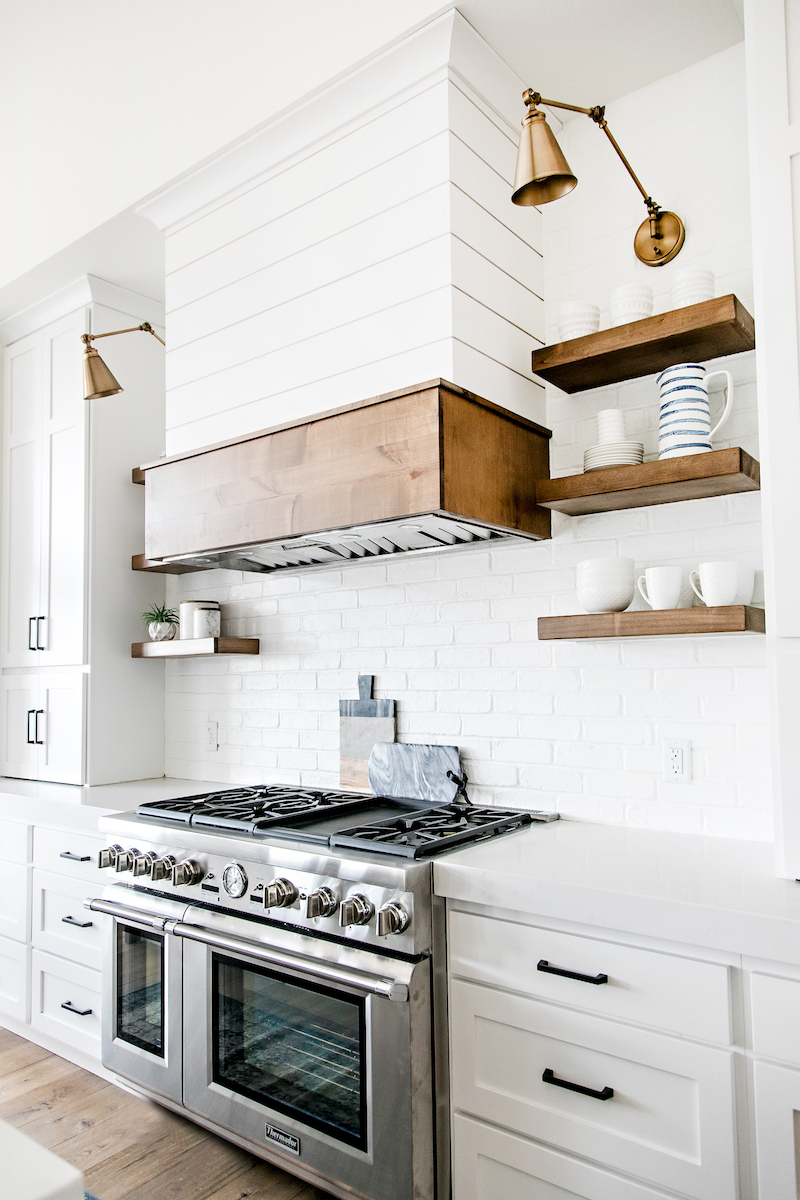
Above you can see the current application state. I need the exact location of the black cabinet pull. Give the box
[542,1068,613,1101]
[59,851,90,862]
[34,709,44,745]
[62,915,92,928]
[36,616,45,650]
[28,617,36,651]
[538,959,608,986]
[61,1000,92,1016]
[26,709,36,744]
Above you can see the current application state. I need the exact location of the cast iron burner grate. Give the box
[329,803,538,858]
[136,786,367,832]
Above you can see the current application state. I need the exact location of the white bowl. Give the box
[609,284,654,327]
[558,301,600,341]
[671,268,714,308]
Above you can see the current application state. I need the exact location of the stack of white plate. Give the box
[583,441,644,472]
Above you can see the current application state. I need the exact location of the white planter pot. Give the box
[148,621,177,642]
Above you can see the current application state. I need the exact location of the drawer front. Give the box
[32,869,104,969]
[0,862,31,943]
[30,948,101,1058]
[0,934,29,1022]
[450,979,736,1200]
[752,1059,800,1197]
[453,1113,681,1200]
[751,972,800,1065]
[33,825,105,882]
[0,820,32,864]
[449,911,731,1044]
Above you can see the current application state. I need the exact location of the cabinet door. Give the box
[1,332,43,668]
[0,935,29,1023]
[753,1060,800,1196]
[0,674,41,780]
[38,311,87,667]
[37,673,85,785]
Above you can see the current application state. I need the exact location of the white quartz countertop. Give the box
[0,776,223,828]
[434,820,800,966]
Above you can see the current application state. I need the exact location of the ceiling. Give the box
[0,0,743,322]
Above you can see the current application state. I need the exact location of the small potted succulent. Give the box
[142,604,179,642]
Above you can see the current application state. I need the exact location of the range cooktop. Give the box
[136,786,557,858]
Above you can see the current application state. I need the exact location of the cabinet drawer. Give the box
[0,820,32,864]
[33,825,105,882]
[30,949,101,1058]
[453,1113,680,1200]
[450,979,736,1200]
[449,911,731,1044]
[32,869,104,969]
[0,861,31,943]
[751,972,800,1065]
[0,934,29,1023]
[752,1059,800,1197]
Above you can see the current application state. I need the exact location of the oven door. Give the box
[178,907,433,1200]
[88,887,186,1103]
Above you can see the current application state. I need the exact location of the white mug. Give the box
[690,561,739,607]
[576,557,635,614]
[637,566,683,611]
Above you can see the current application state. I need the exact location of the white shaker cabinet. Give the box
[0,276,167,785]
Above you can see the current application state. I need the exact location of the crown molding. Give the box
[0,275,164,345]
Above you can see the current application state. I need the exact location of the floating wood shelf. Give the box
[535,447,759,517]
[132,637,260,659]
[532,295,755,394]
[539,606,765,640]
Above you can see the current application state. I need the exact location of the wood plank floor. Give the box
[0,1027,332,1200]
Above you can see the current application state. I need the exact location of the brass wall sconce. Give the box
[81,322,165,400]
[512,89,685,267]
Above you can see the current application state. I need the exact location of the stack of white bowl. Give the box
[583,409,644,473]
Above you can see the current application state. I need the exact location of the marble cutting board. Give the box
[368,742,462,804]
[339,675,396,790]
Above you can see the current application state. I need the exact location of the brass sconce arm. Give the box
[80,321,165,400]
[81,321,165,349]
[515,89,684,266]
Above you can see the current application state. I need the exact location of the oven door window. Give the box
[212,953,367,1149]
[116,924,165,1058]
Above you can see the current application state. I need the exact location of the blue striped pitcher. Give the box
[657,363,734,459]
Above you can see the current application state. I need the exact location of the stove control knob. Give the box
[98,844,123,869]
[306,887,338,919]
[150,855,176,883]
[114,848,140,873]
[132,851,158,878]
[376,902,410,938]
[266,878,299,909]
[172,859,203,887]
[339,894,373,927]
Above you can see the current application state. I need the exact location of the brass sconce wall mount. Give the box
[81,321,165,401]
[513,89,685,267]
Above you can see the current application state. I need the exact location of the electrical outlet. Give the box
[205,721,218,751]
[664,738,691,784]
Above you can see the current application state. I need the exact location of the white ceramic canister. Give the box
[656,363,734,459]
[179,600,220,639]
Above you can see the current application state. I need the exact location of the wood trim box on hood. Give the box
[132,380,551,576]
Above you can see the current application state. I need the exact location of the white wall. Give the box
[163,40,771,842]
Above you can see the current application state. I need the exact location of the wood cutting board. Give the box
[339,676,396,790]
[368,742,462,804]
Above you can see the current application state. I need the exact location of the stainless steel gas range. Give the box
[87,785,555,1200]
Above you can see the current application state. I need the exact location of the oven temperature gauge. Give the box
[222,862,248,899]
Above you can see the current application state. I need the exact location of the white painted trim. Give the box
[137,8,526,234]
[0,275,164,345]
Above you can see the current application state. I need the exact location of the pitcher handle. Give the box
[706,370,734,440]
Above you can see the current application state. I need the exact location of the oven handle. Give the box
[166,920,409,1002]
[85,897,409,1002]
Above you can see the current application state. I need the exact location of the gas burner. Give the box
[330,803,539,858]
[136,785,368,833]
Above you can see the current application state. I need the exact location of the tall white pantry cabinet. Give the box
[0,276,166,785]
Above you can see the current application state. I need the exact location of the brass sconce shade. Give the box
[512,90,684,266]
[81,321,165,401]
[512,109,577,206]
[82,346,122,400]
